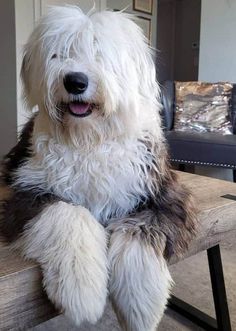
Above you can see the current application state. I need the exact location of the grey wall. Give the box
[0,0,17,159]
[156,0,176,82]
[15,0,35,130]
[197,0,236,181]
[199,0,236,83]
[174,0,201,81]
[156,0,201,83]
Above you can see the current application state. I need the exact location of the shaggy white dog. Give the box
[1,6,196,331]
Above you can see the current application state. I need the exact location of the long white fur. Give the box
[15,5,172,330]
[109,230,173,331]
[15,133,157,224]
[14,202,108,325]
[16,6,165,226]
[17,5,166,219]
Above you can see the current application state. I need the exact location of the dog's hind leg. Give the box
[108,216,173,331]
[15,202,108,326]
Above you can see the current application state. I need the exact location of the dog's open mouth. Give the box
[57,101,100,118]
[68,101,93,118]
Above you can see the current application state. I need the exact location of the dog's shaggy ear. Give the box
[20,52,31,106]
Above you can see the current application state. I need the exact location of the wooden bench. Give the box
[0,172,235,330]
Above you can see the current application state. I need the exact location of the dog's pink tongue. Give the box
[69,102,90,115]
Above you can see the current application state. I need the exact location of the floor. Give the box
[31,237,236,331]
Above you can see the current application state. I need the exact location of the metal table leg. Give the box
[168,245,232,331]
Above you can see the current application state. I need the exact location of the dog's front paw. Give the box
[43,252,108,326]
[20,203,108,326]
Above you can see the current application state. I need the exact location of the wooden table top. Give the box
[180,171,236,212]
[1,171,236,330]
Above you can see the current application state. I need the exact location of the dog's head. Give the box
[21,6,161,146]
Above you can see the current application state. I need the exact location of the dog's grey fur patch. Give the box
[109,142,197,260]
[1,116,35,185]
[107,149,196,330]
[0,115,60,242]
[0,189,59,242]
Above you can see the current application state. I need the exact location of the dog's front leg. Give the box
[108,214,173,331]
[15,202,108,326]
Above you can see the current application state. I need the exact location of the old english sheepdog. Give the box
[0,6,197,331]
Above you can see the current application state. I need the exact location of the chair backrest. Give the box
[160,81,175,131]
[232,84,236,133]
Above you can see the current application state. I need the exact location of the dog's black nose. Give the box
[63,72,88,94]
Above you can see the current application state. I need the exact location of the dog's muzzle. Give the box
[62,72,94,118]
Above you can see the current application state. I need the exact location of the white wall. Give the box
[40,0,106,15]
[107,0,157,48]
[199,0,236,83]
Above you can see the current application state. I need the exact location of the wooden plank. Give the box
[170,172,236,263]
[1,171,236,329]
[178,171,236,211]
[0,186,58,330]
[0,235,57,330]
[0,246,36,278]
[0,266,56,330]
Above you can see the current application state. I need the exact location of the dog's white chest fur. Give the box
[16,136,152,224]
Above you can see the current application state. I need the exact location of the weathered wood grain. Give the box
[170,172,236,263]
[0,264,56,330]
[0,171,236,330]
